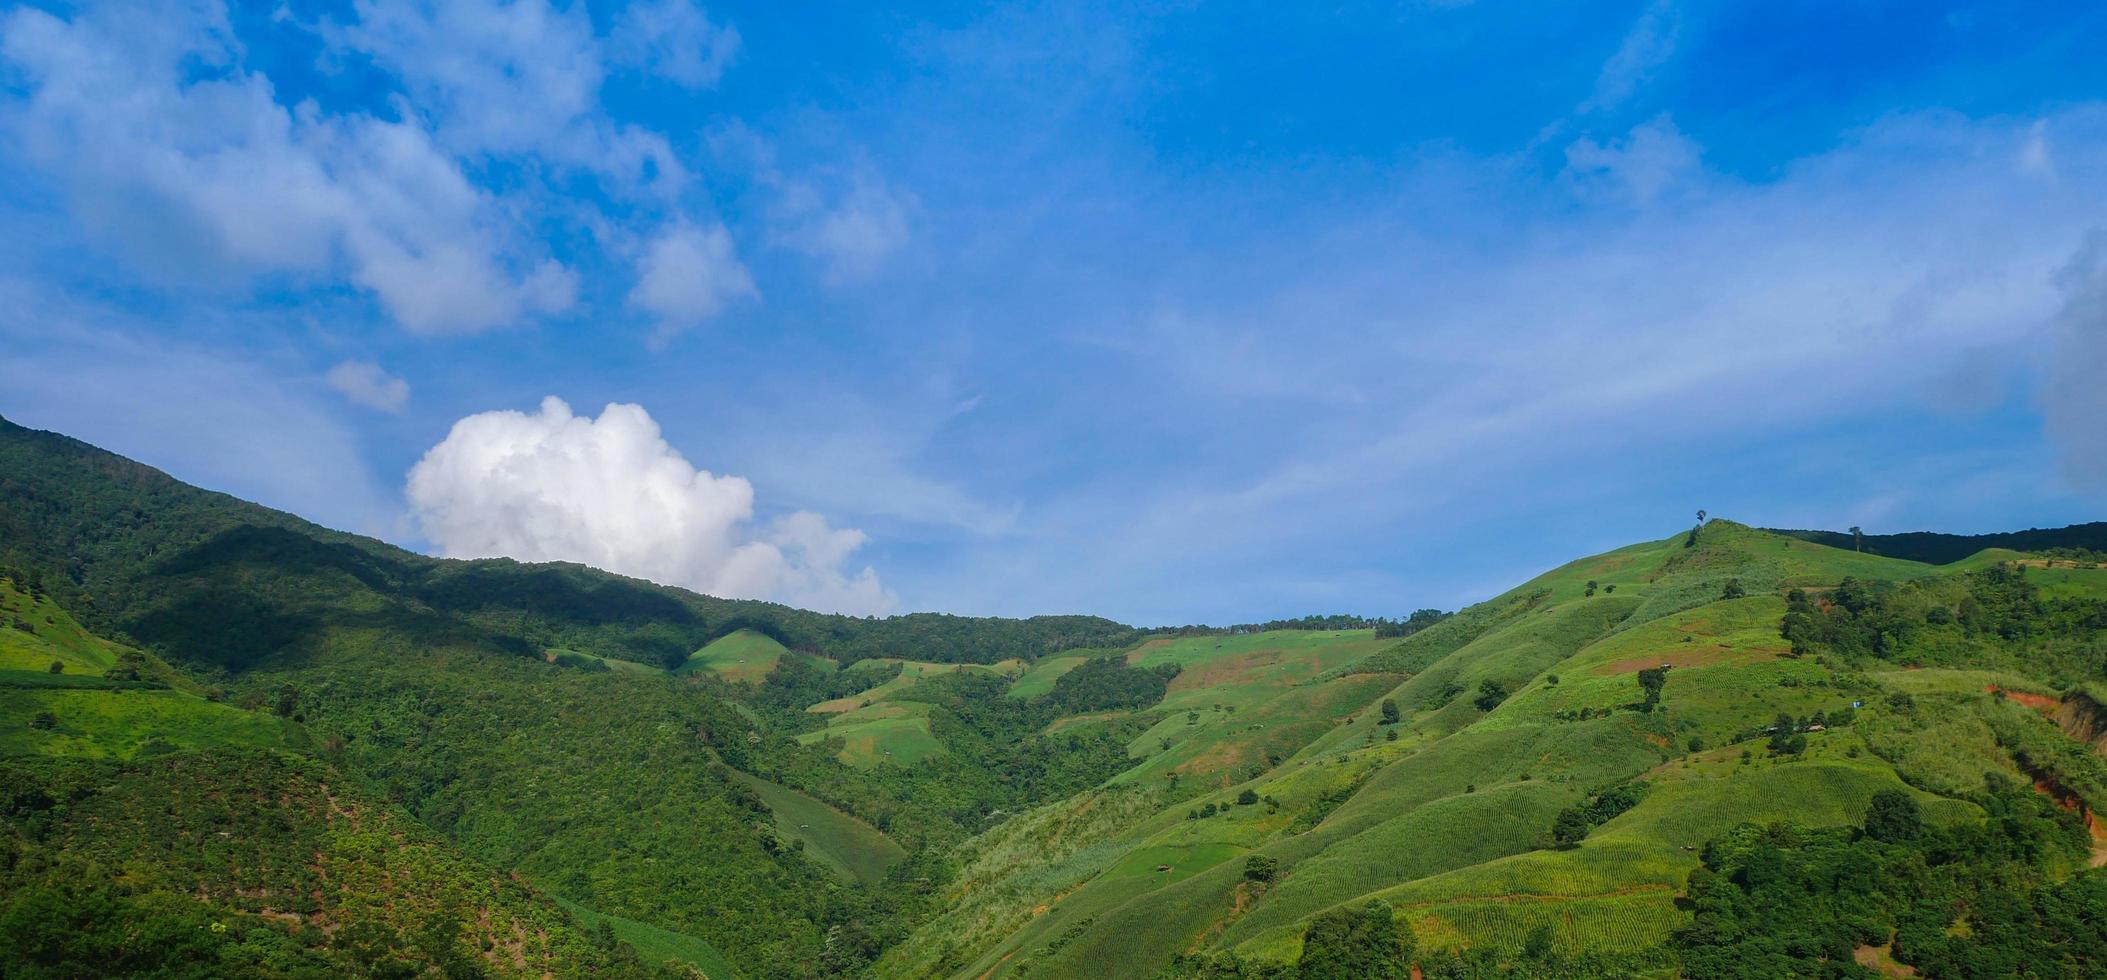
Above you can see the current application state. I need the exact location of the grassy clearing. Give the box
[797,700,947,767]
[676,629,815,683]
[724,769,906,884]
[0,577,124,674]
[1409,891,1684,958]
[1008,654,1089,699]
[545,647,665,674]
[809,659,1014,713]
[0,687,304,759]
[1868,666,2057,697]
[552,896,740,979]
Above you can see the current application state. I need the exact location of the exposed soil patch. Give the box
[1124,638,1177,664]
[1986,686,2059,714]
[1853,941,1918,977]
[1171,649,1288,693]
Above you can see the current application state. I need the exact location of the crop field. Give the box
[1301,596,1641,759]
[676,629,818,682]
[1104,841,1244,886]
[1407,891,1684,958]
[1218,780,1572,951]
[1353,751,1968,956]
[726,769,906,884]
[1130,631,1390,707]
[1115,672,1398,789]
[797,700,947,766]
[809,659,1015,713]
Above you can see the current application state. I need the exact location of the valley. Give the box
[4,414,2107,978]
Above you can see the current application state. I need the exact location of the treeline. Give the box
[1780,564,2107,682]
[0,415,1137,672]
[1767,522,2107,565]
[1149,609,1450,639]
[1674,780,2104,978]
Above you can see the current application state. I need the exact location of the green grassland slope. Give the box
[880,521,2107,978]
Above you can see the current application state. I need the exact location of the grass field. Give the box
[725,769,907,884]
[553,896,741,979]
[810,659,1017,713]
[797,700,948,766]
[0,687,305,758]
[889,525,2096,978]
[1007,654,1090,699]
[0,577,124,674]
[546,647,666,674]
[676,629,823,683]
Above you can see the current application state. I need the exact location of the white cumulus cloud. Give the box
[406,397,894,616]
[326,360,411,413]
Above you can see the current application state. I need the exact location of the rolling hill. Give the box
[5,413,2107,978]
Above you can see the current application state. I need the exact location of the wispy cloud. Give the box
[327,360,411,413]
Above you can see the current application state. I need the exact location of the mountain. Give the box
[1767,523,2107,566]
[4,415,2107,978]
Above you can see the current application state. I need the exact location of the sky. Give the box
[3,0,2106,625]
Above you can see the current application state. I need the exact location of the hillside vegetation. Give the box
[5,413,2107,978]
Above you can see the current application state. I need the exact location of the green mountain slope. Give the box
[879,521,2107,978]
[7,413,2107,978]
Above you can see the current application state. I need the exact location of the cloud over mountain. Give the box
[406,397,893,616]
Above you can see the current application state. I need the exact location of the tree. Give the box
[1850,525,1864,552]
[1720,578,1746,600]
[1297,900,1412,980]
[105,651,147,682]
[1768,712,1797,754]
[1636,667,1668,708]
[275,683,301,718]
[1551,807,1590,848]
[1522,923,1555,961]
[1862,790,1922,842]
[1244,855,1279,883]
[1237,789,1259,806]
[1473,679,1509,712]
[1378,698,1401,725]
[29,710,57,730]
[47,660,63,674]
[1585,580,1599,597]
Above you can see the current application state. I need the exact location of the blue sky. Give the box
[3,0,2106,624]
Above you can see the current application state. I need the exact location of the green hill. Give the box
[680,628,816,682]
[879,520,2107,978]
[5,413,2107,978]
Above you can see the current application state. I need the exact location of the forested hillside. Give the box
[5,415,2107,978]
